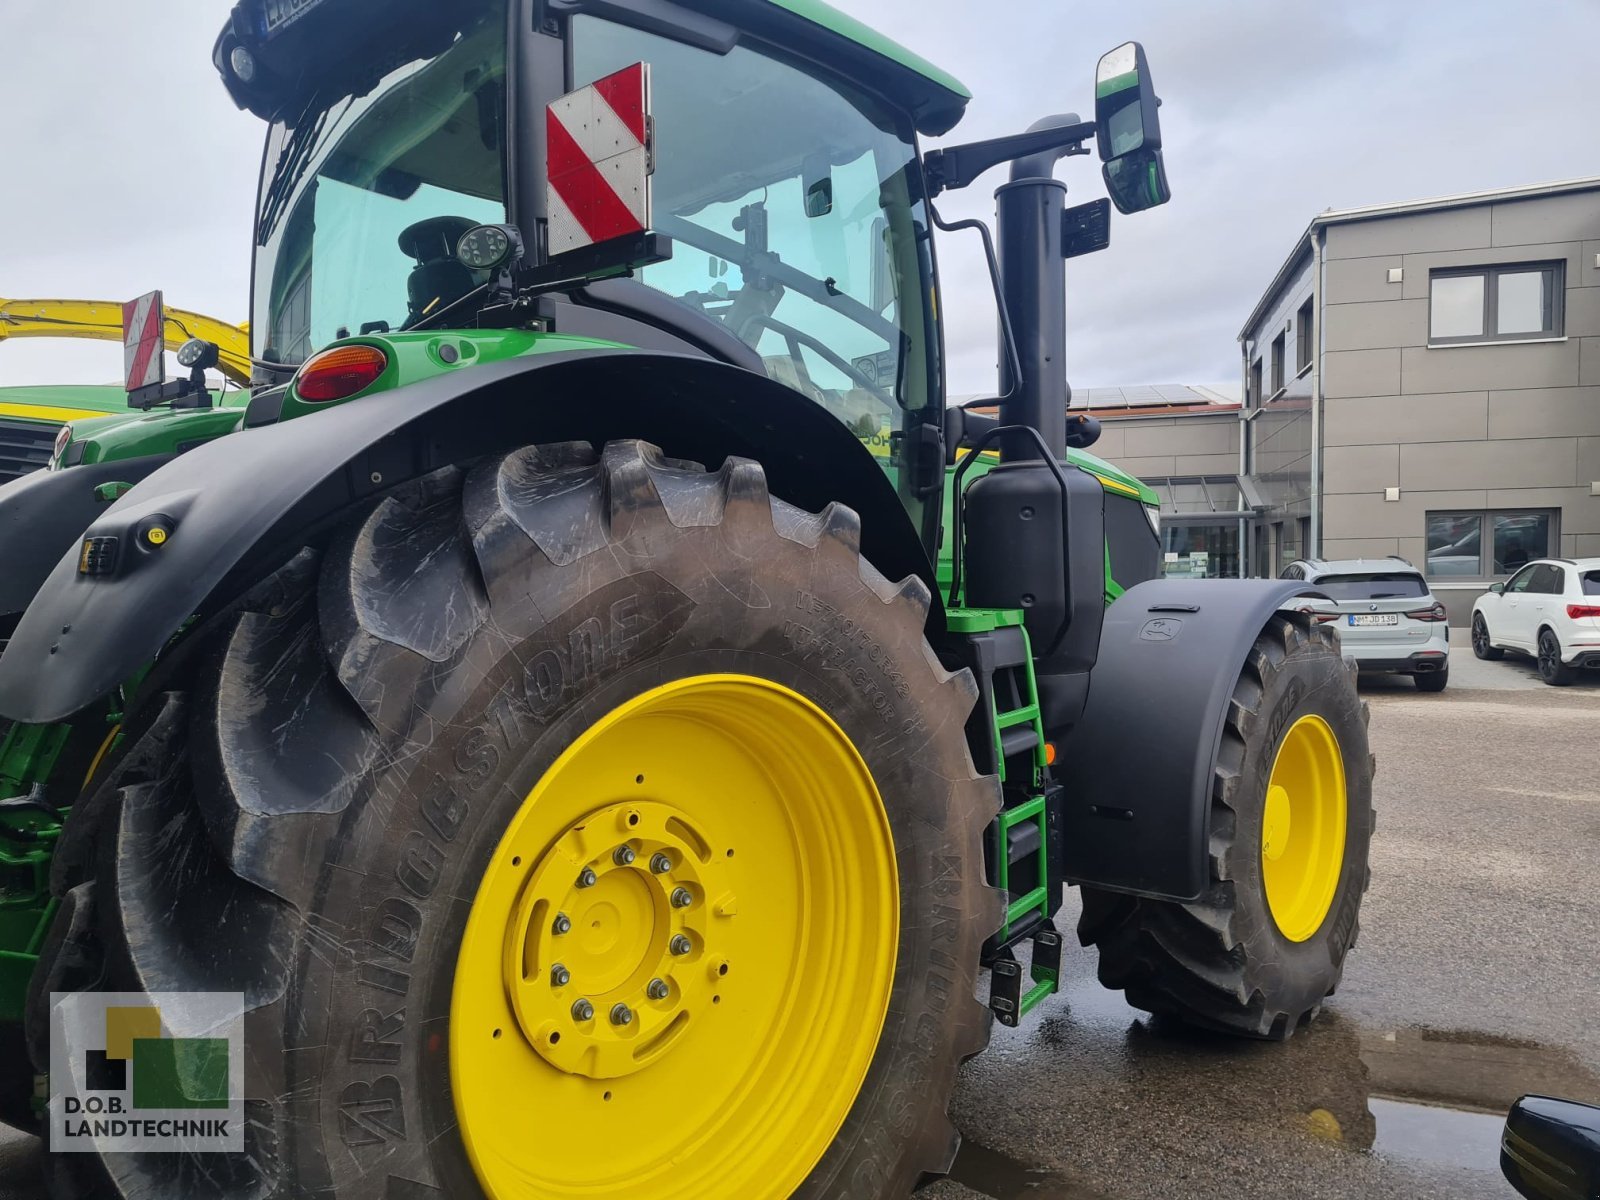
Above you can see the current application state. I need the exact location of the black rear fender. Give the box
[0,350,935,722]
[1059,578,1331,902]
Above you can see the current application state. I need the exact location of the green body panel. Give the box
[0,384,130,422]
[280,330,628,419]
[60,331,628,469]
[1068,446,1158,506]
[74,404,246,466]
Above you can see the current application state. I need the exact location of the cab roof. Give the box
[216,0,971,135]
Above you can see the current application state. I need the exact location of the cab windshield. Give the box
[572,17,941,432]
[252,0,507,365]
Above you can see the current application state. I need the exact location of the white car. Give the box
[1471,557,1600,686]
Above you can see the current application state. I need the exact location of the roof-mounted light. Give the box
[229,45,257,83]
[456,223,523,272]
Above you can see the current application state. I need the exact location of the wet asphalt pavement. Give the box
[3,638,1596,1199]
[932,639,1600,1200]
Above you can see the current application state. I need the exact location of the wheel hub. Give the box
[450,673,898,1200]
[507,800,728,1080]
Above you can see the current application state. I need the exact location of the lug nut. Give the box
[613,845,636,866]
[576,867,597,889]
[571,998,595,1022]
[670,934,692,957]
[649,852,672,874]
[550,964,571,987]
[670,887,694,909]
[610,1003,634,1027]
[647,978,670,1001]
[552,912,572,935]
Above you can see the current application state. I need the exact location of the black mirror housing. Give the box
[1095,42,1170,214]
[1103,148,1171,215]
[1095,42,1162,162]
[1502,1095,1600,1200]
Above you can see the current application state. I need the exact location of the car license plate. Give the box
[1348,614,1399,627]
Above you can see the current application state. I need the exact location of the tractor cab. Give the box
[224,0,955,517]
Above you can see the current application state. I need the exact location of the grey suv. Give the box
[1281,557,1451,691]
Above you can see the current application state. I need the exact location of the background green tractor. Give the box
[0,2,1372,1197]
[0,296,250,484]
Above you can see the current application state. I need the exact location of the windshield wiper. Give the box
[257,100,342,245]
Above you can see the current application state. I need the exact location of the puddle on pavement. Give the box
[1337,1025,1600,1170]
[1366,1097,1505,1173]
[948,1138,1109,1199]
[961,971,1600,1188]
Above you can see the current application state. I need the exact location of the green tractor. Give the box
[0,3,1373,1197]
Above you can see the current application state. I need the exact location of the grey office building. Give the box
[1238,176,1600,620]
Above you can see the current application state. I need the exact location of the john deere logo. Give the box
[50,990,244,1153]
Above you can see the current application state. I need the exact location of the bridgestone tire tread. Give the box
[29,440,999,1200]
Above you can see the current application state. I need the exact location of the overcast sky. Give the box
[3,0,1597,395]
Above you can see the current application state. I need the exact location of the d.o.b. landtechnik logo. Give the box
[50,991,244,1153]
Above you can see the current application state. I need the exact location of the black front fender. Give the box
[0,349,935,723]
[0,455,171,620]
[1059,578,1328,902]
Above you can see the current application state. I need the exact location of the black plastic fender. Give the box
[0,349,936,723]
[0,455,171,619]
[1059,578,1328,902]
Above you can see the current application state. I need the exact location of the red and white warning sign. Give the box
[546,62,653,258]
[122,290,165,393]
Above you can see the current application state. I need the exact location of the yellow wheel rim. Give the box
[451,674,898,1199]
[1260,714,1347,942]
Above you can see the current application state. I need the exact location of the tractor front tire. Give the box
[31,441,998,1200]
[1079,616,1374,1039]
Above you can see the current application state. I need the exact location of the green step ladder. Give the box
[946,608,1063,1026]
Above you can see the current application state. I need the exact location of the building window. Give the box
[1428,262,1564,344]
[1249,357,1263,406]
[1425,509,1557,577]
[1269,330,1285,395]
[1295,298,1314,373]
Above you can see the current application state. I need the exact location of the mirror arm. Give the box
[925,119,1096,196]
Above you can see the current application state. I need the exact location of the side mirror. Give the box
[1489,582,1505,595]
[1095,42,1172,214]
[1502,1095,1600,1200]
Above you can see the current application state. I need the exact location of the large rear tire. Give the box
[30,441,998,1199]
[1078,616,1374,1039]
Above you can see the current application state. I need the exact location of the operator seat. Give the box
[399,215,480,325]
